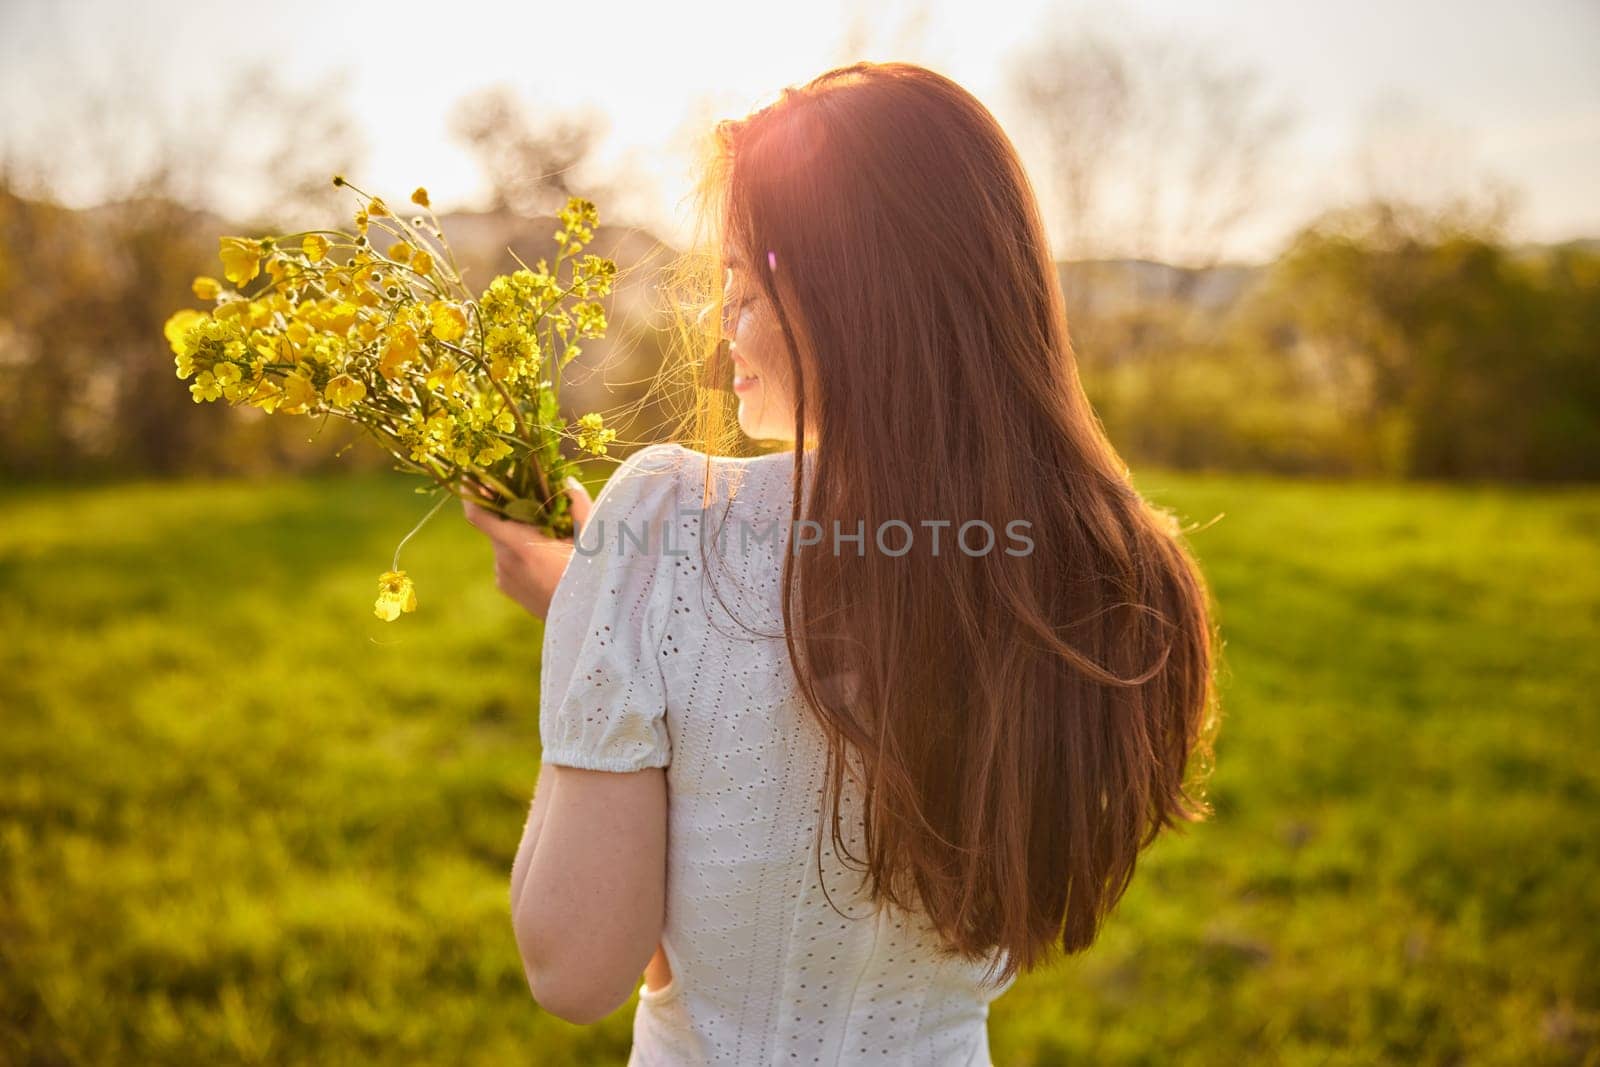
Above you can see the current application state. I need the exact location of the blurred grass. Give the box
[1,467,1597,1065]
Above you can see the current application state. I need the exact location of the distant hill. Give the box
[1509,235,1600,261]
[1056,257,1264,316]
[51,190,1600,401]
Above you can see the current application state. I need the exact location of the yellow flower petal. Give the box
[303,234,330,262]
[191,276,222,300]
[374,570,418,621]
[218,236,263,286]
[279,372,320,414]
[189,371,222,403]
[428,301,468,342]
[163,309,206,355]
[325,373,366,406]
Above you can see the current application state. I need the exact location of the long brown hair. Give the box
[657,61,1221,986]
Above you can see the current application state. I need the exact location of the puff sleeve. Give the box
[538,442,688,772]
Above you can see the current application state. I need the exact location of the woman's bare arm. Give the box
[510,763,668,1024]
[509,767,552,913]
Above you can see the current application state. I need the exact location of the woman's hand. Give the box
[462,477,594,620]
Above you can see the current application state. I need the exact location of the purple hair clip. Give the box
[767,249,778,272]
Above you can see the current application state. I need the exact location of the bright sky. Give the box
[1,0,1595,265]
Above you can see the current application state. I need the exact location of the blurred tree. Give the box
[1243,197,1600,481]
[1007,19,1293,285]
[0,59,365,480]
[448,85,612,219]
[1006,17,1294,403]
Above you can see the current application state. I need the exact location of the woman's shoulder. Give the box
[602,443,801,511]
[588,443,690,520]
[623,442,799,472]
[617,440,693,471]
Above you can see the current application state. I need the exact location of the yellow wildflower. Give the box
[425,355,461,393]
[428,300,468,342]
[192,276,222,300]
[378,324,420,381]
[368,197,390,218]
[219,236,263,286]
[387,241,413,264]
[475,438,514,466]
[573,301,607,339]
[324,302,359,335]
[278,371,320,414]
[222,376,253,404]
[423,409,453,442]
[405,436,437,464]
[374,570,417,622]
[575,411,617,455]
[411,187,430,208]
[556,197,597,250]
[248,377,285,413]
[303,234,330,262]
[325,374,366,406]
[164,308,207,356]
[190,371,222,403]
[484,322,535,382]
[411,249,434,276]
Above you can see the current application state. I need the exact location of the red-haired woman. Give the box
[463,60,1221,1066]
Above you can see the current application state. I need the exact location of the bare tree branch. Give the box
[448,85,607,218]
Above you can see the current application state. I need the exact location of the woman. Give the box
[463,61,1220,1065]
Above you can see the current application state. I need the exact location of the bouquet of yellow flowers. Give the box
[162,176,620,621]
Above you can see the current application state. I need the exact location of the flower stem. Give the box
[392,486,453,572]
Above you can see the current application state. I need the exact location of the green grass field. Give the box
[2,467,1596,1065]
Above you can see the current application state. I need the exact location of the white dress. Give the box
[539,442,1016,1066]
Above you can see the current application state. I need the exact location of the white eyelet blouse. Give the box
[539,442,1016,1066]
